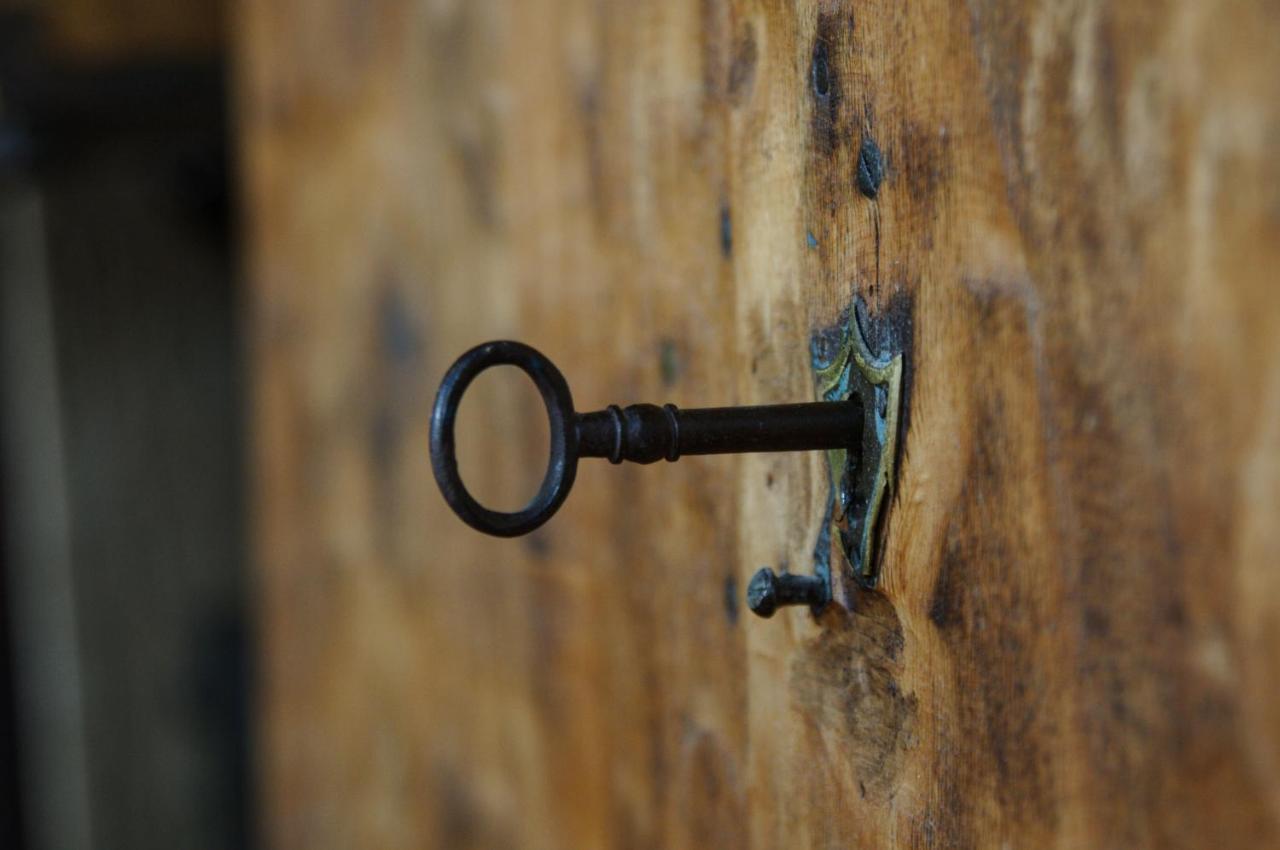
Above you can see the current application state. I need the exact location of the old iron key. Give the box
[429,340,870,617]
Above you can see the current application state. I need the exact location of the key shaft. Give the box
[576,401,862,464]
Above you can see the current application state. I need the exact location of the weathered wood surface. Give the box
[241,1,1280,847]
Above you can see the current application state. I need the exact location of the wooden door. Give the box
[240,1,1280,847]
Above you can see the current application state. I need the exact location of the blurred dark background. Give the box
[0,2,252,848]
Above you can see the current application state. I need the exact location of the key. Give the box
[429,340,862,539]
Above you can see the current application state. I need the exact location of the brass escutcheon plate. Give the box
[812,311,903,589]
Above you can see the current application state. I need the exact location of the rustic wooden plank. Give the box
[241,1,1280,847]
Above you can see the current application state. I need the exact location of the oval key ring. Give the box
[429,340,579,537]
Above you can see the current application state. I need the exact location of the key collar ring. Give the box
[429,340,578,537]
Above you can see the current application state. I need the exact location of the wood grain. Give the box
[240,1,1280,847]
